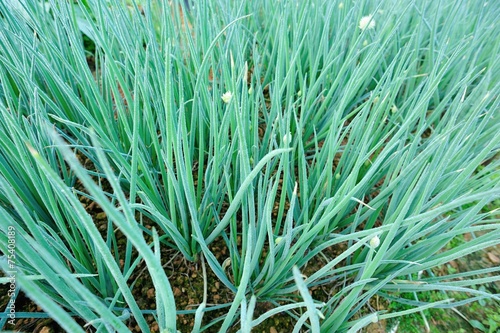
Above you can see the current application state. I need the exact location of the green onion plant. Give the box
[0,0,499,332]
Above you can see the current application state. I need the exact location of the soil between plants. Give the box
[3,234,499,333]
